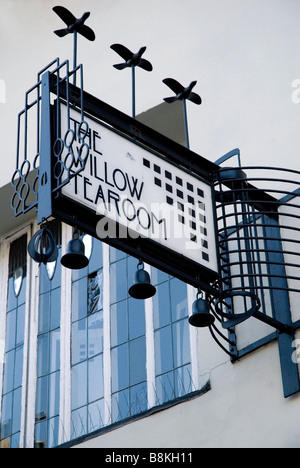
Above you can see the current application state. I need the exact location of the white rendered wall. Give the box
[1,0,300,449]
[0,0,299,188]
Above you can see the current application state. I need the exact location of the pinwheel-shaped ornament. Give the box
[111,44,153,118]
[163,78,202,149]
[53,6,96,84]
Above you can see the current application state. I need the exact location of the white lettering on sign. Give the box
[61,106,219,274]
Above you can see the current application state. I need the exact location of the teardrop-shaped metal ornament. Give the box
[28,227,58,265]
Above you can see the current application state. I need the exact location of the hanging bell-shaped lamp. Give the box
[61,229,89,270]
[189,290,215,328]
[128,260,156,300]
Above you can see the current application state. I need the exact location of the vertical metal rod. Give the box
[38,72,53,224]
[132,66,136,119]
[73,31,78,86]
[183,99,190,149]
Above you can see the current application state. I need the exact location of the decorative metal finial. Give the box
[111,44,153,119]
[53,6,96,84]
[163,78,202,149]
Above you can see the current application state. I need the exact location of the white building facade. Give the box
[0,0,300,449]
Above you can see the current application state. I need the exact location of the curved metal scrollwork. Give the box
[214,290,261,330]
[28,226,58,265]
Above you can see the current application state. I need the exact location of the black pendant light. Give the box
[128,260,156,300]
[61,228,89,270]
[189,290,215,328]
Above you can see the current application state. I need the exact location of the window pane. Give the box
[16,304,25,346]
[88,399,105,433]
[129,337,146,386]
[50,288,61,330]
[5,310,16,351]
[51,253,62,290]
[1,392,12,433]
[153,282,171,330]
[39,264,50,295]
[72,318,87,365]
[88,270,103,315]
[174,364,194,398]
[49,330,60,373]
[35,376,48,421]
[172,319,190,369]
[38,293,50,334]
[151,267,169,285]
[72,278,88,322]
[88,311,103,358]
[49,372,60,418]
[111,344,129,393]
[34,420,47,448]
[110,247,126,263]
[110,259,127,304]
[37,334,49,377]
[155,372,175,405]
[14,346,23,389]
[111,389,130,423]
[3,350,14,394]
[110,301,128,347]
[89,239,103,273]
[18,276,27,306]
[170,279,188,322]
[11,432,20,449]
[127,256,138,288]
[71,407,87,440]
[128,298,145,340]
[48,416,59,448]
[130,382,148,416]
[88,354,104,403]
[7,277,17,311]
[154,326,173,376]
[72,361,87,410]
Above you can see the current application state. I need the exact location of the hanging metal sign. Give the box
[51,87,220,292]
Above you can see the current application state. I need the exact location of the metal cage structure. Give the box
[11,58,90,225]
[211,165,300,397]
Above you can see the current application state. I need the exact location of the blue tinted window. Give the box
[72,361,87,410]
[172,319,190,369]
[71,237,105,442]
[88,354,104,402]
[88,311,103,357]
[72,318,87,365]
[154,326,173,375]
[110,301,128,347]
[110,259,127,303]
[129,337,146,386]
[128,298,145,340]
[34,221,62,449]
[153,282,171,330]
[152,269,192,407]
[72,278,88,322]
[111,389,130,423]
[111,343,129,393]
[1,235,27,448]
[170,279,188,322]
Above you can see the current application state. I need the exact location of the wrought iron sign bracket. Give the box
[38,72,53,224]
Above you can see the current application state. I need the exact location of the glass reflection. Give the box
[13,268,23,297]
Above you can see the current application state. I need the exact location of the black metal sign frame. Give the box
[50,76,220,294]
